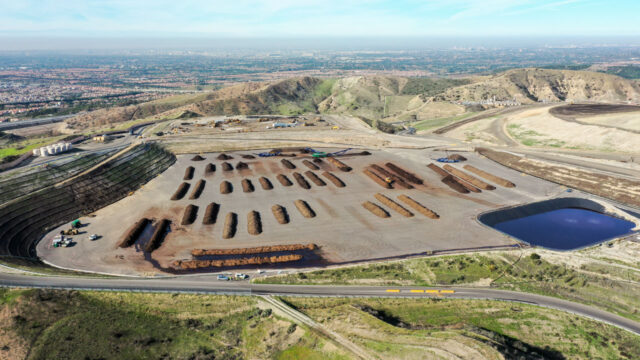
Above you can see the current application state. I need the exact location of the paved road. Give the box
[0,272,638,335]
[0,115,74,131]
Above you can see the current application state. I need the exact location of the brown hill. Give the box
[64,69,640,130]
[433,68,640,104]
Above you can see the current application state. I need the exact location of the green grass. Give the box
[507,123,568,147]
[257,249,640,322]
[285,297,640,360]
[0,135,67,160]
[0,289,346,360]
[400,78,471,96]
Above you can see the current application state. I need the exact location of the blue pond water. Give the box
[493,208,635,250]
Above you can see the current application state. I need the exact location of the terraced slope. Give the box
[0,151,117,204]
[0,144,175,259]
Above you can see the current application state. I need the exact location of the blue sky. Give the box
[0,0,638,37]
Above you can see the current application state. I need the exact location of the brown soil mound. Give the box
[374,193,413,217]
[242,154,256,159]
[259,177,273,190]
[322,171,345,187]
[236,161,249,170]
[221,162,233,171]
[202,202,220,225]
[183,166,195,180]
[294,200,315,218]
[247,210,262,235]
[189,179,206,199]
[220,180,233,194]
[281,159,296,169]
[313,158,324,164]
[204,163,216,176]
[191,155,205,161]
[222,212,237,239]
[217,153,233,160]
[171,182,191,200]
[442,175,470,193]
[302,160,319,170]
[145,219,170,252]
[362,201,390,218]
[327,157,352,172]
[119,218,150,248]
[427,163,469,194]
[271,204,289,224]
[192,243,315,256]
[398,195,439,219]
[448,154,467,161]
[276,174,293,186]
[443,165,495,190]
[385,163,423,184]
[241,179,255,193]
[363,169,392,189]
[181,204,199,225]
[293,172,311,189]
[173,254,303,269]
[463,164,515,188]
[370,164,413,189]
[304,171,326,186]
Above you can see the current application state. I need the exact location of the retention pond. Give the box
[479,198,636,251]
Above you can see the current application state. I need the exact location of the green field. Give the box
[284,297,640,359]
[0,135,67,161]
[0,289,345,360]
[2,288,637,359]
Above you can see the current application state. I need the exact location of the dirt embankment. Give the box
[477,147,640,207]
[192,243,315,256]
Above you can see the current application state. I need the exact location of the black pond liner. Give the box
[478,197,636,251]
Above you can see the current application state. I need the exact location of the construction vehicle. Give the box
[384,177,394,185]
[71,219,82,228]
[306,148,353,158]
[332,126,340,130]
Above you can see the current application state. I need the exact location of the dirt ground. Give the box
[37,148,566,276]
[549,103,640,117]
[477,148,640,208]
[447,105,640,153]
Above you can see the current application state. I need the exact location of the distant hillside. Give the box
[65,69,640,130]
[433,68,640,104]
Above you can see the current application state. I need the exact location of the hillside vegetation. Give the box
[64,69,640,130]
[434,68,640,104]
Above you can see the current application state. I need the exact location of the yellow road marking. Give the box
[386,289,400,293]
[410,289,424,293]
[440,290,455,294]
[425,289,439,294]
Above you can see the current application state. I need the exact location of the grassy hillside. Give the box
[2,288,637,359]
[63,69,640,131]
[0,289,346,360]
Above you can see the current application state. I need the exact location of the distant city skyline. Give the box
[1,0,639,41]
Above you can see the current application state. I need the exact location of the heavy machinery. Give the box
[306,148,353,158]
